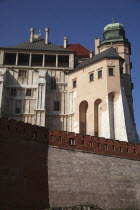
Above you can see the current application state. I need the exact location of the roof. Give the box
[104,23,124,32]
[59,43,91,57]
[1,38,74,53]
[75,47,123,70]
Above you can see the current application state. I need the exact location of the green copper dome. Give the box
[104,23,124,32]
[101,22,126,44]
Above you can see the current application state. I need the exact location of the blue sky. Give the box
[0,0,140,138]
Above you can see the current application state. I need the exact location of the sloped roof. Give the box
[1,38,74,52]
[60,43,91,57]
[75,47,123,70]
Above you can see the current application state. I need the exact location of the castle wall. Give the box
[48,146,140,209]
[0,117,140,209]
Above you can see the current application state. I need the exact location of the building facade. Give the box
[0,23,139,142]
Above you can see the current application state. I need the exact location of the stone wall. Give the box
[48,146,140,209]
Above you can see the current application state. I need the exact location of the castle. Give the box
[0,22,139,143]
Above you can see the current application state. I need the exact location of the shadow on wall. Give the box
[0,118,50,209]
[3,70,26,122]
[45,71,63,131]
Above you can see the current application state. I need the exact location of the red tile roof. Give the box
[59,43,91,57]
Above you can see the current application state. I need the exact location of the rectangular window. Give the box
[45,55,56,67]
[18,54,30,66]
[11,88,17,97]
[15,100,22,114]
[4,53,16,65]
[69,138,75,145]
[32,54,43,66]
[112,145,115,151]
[73,80,76,88]
[98,70,102,79]
[105,144,108,150]
[58,55,69,67]
[26,88,32,96]
[108,68,114,76]
[119,147,122,152]
[54,101,60,111]
[90,142,93,148]
[89,73,94,81]
[18,69,27,77]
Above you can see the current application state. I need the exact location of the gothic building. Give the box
[0,22,139,142]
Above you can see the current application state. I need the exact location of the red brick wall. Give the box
[48,130,140,160]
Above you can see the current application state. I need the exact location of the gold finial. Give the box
[112,18,115,23]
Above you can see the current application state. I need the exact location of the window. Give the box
[32,54,43,66]
[15,107,20,114]
[89,73,94,81]
[98,70,102,79]
[112,145,115,151]
[73,80,76,88]
[15,100,21,114]
[108,68,114,76]
[125,49,127,54]
[26,88,32,96]
[69,138,75,145]
[19,69,27,77]
[18,54,30,66]
[54,101,60,111]
[105,144,108,150]
[4,53,16,65]
[90,142,93,148]
[58,55,69,67]
[45,55,56,67]
[119,147,122,152]
[51,77,56,90]
[33,131,38,140]
[11,88,17,96]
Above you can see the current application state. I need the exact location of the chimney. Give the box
[64,36,68,48]
[45,28,49,44]
[90,51,93,58]
[95,38,100,55]
[30,28,34,43]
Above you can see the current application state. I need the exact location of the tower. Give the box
[67,22,139,143]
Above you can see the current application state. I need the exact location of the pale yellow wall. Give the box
[68,58,121,135]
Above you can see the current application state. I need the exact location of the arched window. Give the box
[94,99,102,136]
[79,101,88,134]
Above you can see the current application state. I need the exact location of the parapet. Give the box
[0,117,140,160]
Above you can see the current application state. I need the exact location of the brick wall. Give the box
[0,117,140,161]
[0,117,140,209]
[0,118,49,209]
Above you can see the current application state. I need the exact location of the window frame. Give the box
[89,72,94,82]
[98,70,102,79]
[26,88,32,97]
[18,69,27,78]
[54,101,60,111]
[108,67,114,76]
[72,79,77,88]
